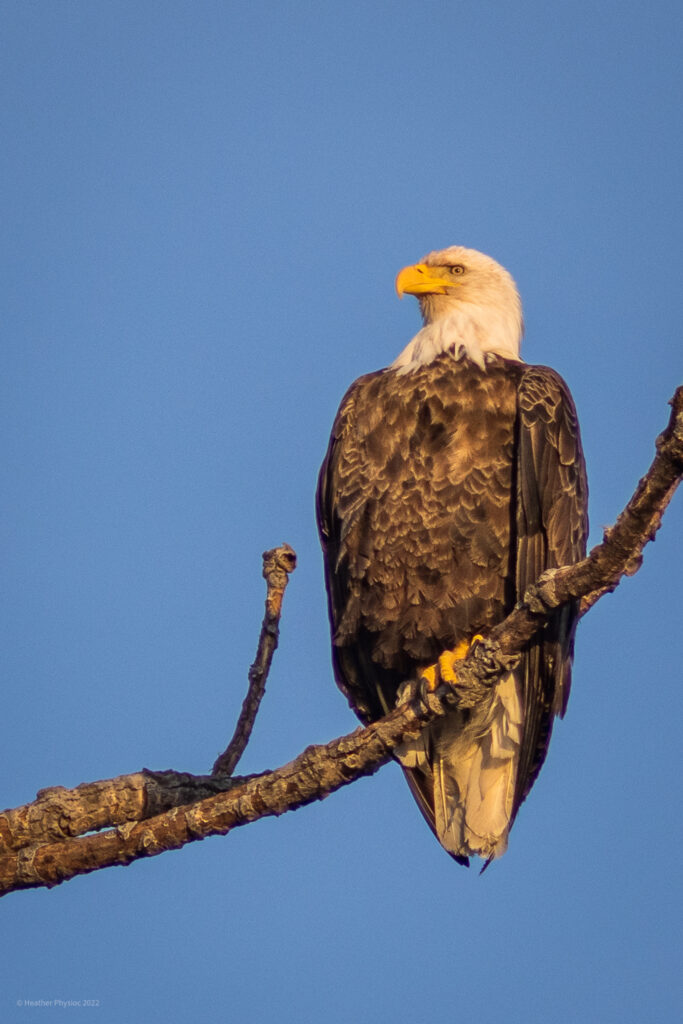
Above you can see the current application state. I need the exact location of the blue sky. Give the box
[2,2,682,1021]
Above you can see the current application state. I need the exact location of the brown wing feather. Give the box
[512,366,588,816]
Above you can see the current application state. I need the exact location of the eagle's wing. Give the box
[513,365,589,815]
[316,371,388,723]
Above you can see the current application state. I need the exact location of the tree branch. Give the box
[0,771,241,855]
[212,544,296,776]
[1,387,681,897]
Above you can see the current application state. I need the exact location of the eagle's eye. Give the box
[449,264,465,275]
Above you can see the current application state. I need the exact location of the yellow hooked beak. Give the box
[395,263,459,298]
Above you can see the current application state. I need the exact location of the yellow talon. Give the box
[421,664,438,691]
[420,635,485,691]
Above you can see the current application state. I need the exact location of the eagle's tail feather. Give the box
[397,672,523,863]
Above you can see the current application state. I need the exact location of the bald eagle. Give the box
[317,246,588,865]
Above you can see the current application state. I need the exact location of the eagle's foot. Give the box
[421,635,485,692]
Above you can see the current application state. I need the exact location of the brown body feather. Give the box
[317,351,588,863]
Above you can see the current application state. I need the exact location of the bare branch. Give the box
[212,544,297,776]
[1,387,681,897]
[0,771,241,854]
[0,708,425,895]
[578,384,683,615]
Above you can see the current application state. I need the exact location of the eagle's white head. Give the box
[391,245,524,371]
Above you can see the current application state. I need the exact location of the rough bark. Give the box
[1,387,681,897]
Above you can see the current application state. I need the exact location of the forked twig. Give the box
[211,544,297,776]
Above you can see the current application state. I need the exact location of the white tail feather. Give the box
[396,672,523,860]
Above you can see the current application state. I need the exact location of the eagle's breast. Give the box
[331,353,524,674]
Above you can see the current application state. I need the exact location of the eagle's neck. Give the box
[391,302,523,373]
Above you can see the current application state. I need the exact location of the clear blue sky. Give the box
[2,2,682,1021]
